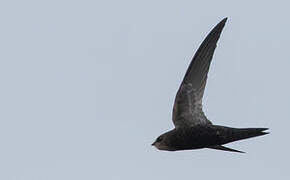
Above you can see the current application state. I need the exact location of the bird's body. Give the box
[154,125,268,152]
[152,18,269,153]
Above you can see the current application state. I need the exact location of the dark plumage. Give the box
[152,18,269,153]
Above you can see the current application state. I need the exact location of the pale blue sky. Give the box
[0,0,289,179]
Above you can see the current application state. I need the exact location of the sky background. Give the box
[0,0,289,179]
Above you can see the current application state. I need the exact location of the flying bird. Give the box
[152,18,269,153]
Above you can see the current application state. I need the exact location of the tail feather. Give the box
[210,126,269,151]
[230,128,269,142]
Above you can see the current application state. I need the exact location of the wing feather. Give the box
[172,18,227,128]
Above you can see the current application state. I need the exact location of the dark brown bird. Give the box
[152,18,269,153]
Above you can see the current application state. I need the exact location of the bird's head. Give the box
[152,131,176,151]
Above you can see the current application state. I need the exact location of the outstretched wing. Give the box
[208,145,245,153]
[172,18,227,128]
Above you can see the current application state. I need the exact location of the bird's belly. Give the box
[172,127,222,150]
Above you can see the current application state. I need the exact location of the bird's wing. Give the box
[208,145,245,153]
[172,18,227,128]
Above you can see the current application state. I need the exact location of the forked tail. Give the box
[232,128,269,142]
[208,127,269,153]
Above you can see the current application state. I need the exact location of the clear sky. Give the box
[0,0,289,179]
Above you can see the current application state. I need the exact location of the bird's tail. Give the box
[229,128,269,142]
[208,126,269,153]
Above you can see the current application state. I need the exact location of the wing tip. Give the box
[208,145,245,153]
[215,17,228,31]
[222,17,228,22]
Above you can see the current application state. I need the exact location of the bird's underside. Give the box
[164,125,268,153]
[152,18,269,153]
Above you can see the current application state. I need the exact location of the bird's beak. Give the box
[151,142,156,146]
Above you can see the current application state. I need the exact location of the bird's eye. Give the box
[156,137,163,142]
